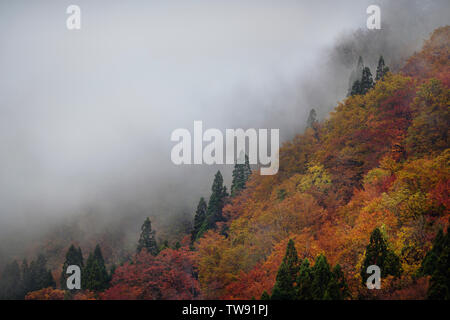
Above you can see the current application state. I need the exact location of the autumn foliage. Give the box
[195,27,450,299]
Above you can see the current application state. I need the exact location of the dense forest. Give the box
[0,26,448,300]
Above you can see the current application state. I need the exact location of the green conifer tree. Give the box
[271,239,299,300]
[296,258,313,300]
[82,244,110,292]
[60,244,84,290]
[260,290,270,300]
[325,264,349,300]
[306,109,318,128]
[311,254,332,300]
[231,153,251,197]
[360,67,374,94]
[28,254,55,293]
[420,228,444,276]
[198,171,228,237]
[137,217,158,255]
[351,80,362,95]
[191,197,207,242]
[0,260,22,299]
[423,227,450,300]
[375,55,389,81]
[361,227,402,285]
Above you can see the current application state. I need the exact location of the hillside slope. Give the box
[195,26,449,299]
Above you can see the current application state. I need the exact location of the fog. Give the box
[0,0,448,262]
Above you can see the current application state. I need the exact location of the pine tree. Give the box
[422,227,450,300]
[82,244,110,292]
[296,258,313,300]
[243,154,252,182]
[350,80,362,95]
[199,171,228,236]
[137,217,158,255]
[361,227,401,285]
[375,55,389,81]
[420,228,444,276]
[231,154,252,197]
[271,239,299,300]
[191,197,207,242]
[60,244,84,290]
[28,254,55,293]
[0,260,22,299]
[260,290,270,300]
[311,254,332,300]
[325,264,349,300]
[306,109,318,128]
[20,259,32,297]
[347,56,364,96]
[360,67,374,94]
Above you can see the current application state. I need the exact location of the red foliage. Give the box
[25,287,65,300]
[101,248,199,300]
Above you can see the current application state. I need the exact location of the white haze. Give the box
[0,0,448,261]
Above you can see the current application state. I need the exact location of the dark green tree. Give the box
[191,197,207,242]
[271,239,299,300]
[296,258,313,300]
[306,109,318,128]
[347,56,364,96]
[422,227,450,300]
[0,260,22,299]
[27,254,55,293]
[82,244,110,292]
[361,227,401,285]
[20,259,32,297]
[198,171,228,237]
[137,217,158,255]
[350,80,362,95]
[260,290,270,300]
[375,55,389,81]
[420,228,444,276]
[60,244,84,290]
[360,67,374,94]
[324,264,349,300]
[231,154,252,197]
[311,254,332,300]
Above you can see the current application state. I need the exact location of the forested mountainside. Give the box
[1,26,448,300]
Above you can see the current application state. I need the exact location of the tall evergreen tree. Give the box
[311,254,332,300]
[137,217,158,255]
[20,259,32,298]
[243,154,252,183]
[296,258,313,300]
[361,227,402,285]
[350,80,362,95]
[360,67,374,94]
[198,171,228,237]
[375,55,389,81]
[347,56,364,96]
[0,260,22,299]
[325,264,349,300]
[28,254,55,293]
[260,290,270,300]
[421,227,450,300]
[82,244,110,292]
[60,244,84,290]
[306,109,318,128]
[271,239,299,300]
[191,197,207,242]
[231,154,252,197]
[420,228,444,276]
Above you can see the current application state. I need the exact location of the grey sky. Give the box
[0,0,448,257]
